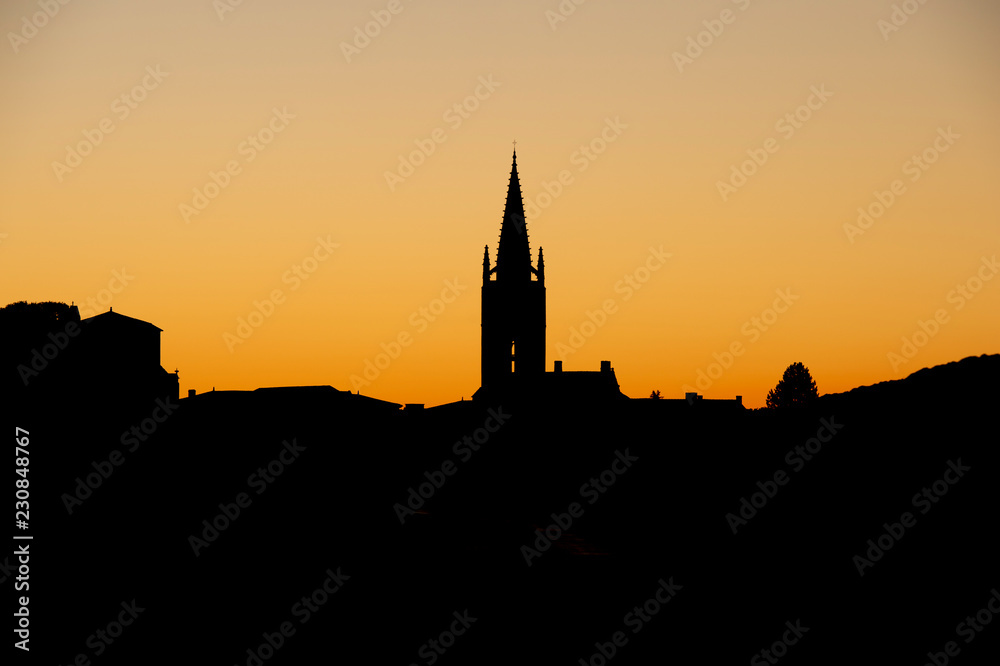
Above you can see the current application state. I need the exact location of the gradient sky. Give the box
[2,0,998,407]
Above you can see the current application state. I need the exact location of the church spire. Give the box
[478,147,547,397]
[495,149,532,283]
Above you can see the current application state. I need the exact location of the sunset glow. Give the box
[3,0,998,407]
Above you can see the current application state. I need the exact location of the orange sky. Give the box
[2,0,998,407]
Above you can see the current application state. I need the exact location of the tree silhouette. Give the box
[650,390,662,399]
[766,362,818,409]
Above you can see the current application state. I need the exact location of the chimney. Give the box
[554,361,562,373]
[600,360,611,373]
[188,389,196,398]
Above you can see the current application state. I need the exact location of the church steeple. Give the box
[495,150,532,284]
[479,148,547,396]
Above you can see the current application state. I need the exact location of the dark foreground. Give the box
[7,355,1000,665]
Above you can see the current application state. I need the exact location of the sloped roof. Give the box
[82,309,162,331]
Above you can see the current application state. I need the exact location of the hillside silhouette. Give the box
[5,332,998,663]
[820,353,1000,406]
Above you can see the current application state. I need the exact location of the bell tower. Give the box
[480,149,546,395]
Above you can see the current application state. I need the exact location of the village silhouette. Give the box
[4,152,999,664]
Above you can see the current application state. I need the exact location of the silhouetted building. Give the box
[183,385,400,415]
[4,302,177,404]
[480,149,546,392]
[474,151,624,403]
[76,307,179,403]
